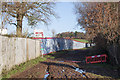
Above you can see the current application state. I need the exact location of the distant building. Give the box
[0,28,8,35]
[34,29,44,37]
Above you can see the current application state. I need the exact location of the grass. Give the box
[43,55,55,59]
[1,56,47,79]
[73,39,89,43]
[2,47,119,79]
[1,48,89,79]
[45,48,91,60]
[85,62,113,68]
[86,72,112,78]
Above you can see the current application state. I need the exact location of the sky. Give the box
[3,2,85,37]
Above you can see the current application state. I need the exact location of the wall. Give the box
[40,38,74,54]
[39,38,93,55]
[0,36,93,76]
[0,36,41,76]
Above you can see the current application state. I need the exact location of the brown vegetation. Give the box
[75,2,120,65]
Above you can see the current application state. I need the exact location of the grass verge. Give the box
[1,56,47,79]
[43,55,55,59]
[1,48,89,79]
[73,39,89,43]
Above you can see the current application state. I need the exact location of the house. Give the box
[0,28,8,35]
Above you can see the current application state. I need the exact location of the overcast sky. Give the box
[4,2,85,37]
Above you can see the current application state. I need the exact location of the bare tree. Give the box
[2,2,56,36]
[51,29,56,37]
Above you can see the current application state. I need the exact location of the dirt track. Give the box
[10,48,119,79]
[11,59,85,78]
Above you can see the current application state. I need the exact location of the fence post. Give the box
[0,36,3,77]
[85,43,88,48]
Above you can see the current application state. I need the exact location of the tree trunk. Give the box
[16,14,23,37]
[113,43,119,65]
[107,43,120,65]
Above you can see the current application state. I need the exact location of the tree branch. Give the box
[9,22,17,27]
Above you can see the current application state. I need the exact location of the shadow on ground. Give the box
[46,47,119,79]
[10,47,119,79]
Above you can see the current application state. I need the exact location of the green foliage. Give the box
[56,31,85,39]
[74,31,78,38]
